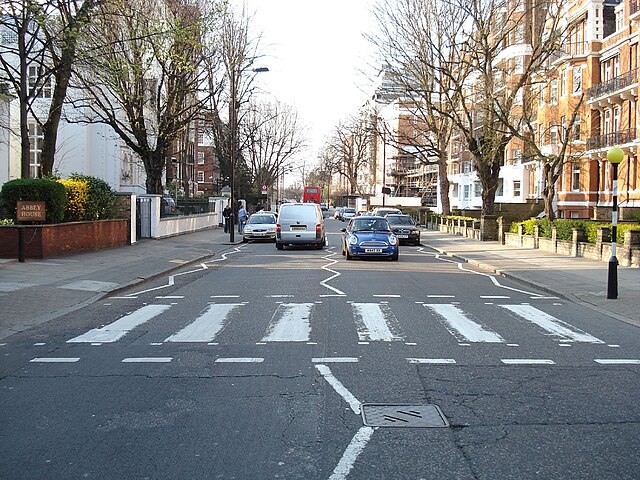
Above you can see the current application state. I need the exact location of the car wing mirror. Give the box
[340,228,346,232]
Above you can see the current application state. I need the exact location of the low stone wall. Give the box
[503,228,640,267]
[0,219,129,259]
[425,216,639,267]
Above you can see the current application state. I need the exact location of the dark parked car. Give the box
[340,216,398,261]
[385,214,421,246]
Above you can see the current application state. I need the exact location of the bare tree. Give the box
[372,0,568,219]
[203,4,266,202]
[0,0,102,178]
[70,0,214,194]
[242,101,305,194]
[368,0,462,214]
[324,115,373,195]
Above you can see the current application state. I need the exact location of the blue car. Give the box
[340,216,399,261]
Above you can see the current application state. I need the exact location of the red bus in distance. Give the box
[303,186,321,204]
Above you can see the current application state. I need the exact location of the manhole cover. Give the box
[361,404,449,428]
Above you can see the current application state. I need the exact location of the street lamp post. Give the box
[606,146,624,299]
[228,66,269,243]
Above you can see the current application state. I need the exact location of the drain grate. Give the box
[361,404,449,428]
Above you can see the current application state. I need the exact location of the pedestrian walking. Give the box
[238,204,247,233]
[223,205,232,233]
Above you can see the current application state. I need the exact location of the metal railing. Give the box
[586,128,639,150]
[587,68,639,101]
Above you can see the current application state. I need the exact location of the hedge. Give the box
[510,218,640,245]
[0,178,66,223]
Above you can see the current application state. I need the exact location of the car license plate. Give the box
[290,226,306,231]
[364,248,383,253]
[397,235,408,238]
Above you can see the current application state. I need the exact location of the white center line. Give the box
[328,426,375,480]
[315,364,361,414]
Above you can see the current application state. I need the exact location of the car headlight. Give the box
[244,227,253,233]
[388,235,397,245]
[348,235,358,245]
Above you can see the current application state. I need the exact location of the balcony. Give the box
[587,69,638,105]
[545,41,589,68]
[586,128,639,151]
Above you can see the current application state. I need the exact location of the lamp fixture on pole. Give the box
[606,146,623,299]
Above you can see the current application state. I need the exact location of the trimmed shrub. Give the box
[57,179,89,222]
[69,173,116,220]
[0,178,66,223]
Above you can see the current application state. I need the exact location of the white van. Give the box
[276,203,326,250]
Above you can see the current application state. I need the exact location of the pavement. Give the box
[0,225,638,341]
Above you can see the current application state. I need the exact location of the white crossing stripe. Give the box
[67,304,172,343]
[261,303,313,342]
[352,303,403,341]
[165,304,243,342]
[424,304,504,343]
[500,305,604,343]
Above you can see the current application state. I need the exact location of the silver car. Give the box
[243,212,277,242]
[276,203,326,250]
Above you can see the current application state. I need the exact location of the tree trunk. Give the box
[40,60,72,177]
[543,164,557,221]
[438,150,450,215]
[144,151,165,194]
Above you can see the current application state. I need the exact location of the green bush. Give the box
[0,178,66,223]
[69,173,116,220]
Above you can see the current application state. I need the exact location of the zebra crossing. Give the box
[65,300,607,347]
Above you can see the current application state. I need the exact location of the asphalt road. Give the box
[1,217,639,479]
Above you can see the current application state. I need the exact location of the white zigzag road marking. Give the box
[417,247,542,298]
[124,247,244,297]
[320,248,346,296]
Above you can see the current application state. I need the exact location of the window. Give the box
[28,66,52,98]
[571,163,580,191]
[496,178,504,196]
[514,57,523,74]
[513,180,521,197]
[515,24,524,44]
[572,114,581,141]
[197,120,205,145]
[550,124,558,145]
[197,151,205,165]
[197,171,205,183]
[474,182,482,197]
[513,149,522,164]
[29,122,43,178]
[550,78,558,104]
[462,161,471,173]
[572,67,582,94]
[463,184,470,200]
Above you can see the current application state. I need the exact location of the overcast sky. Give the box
[236,0,379,172]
